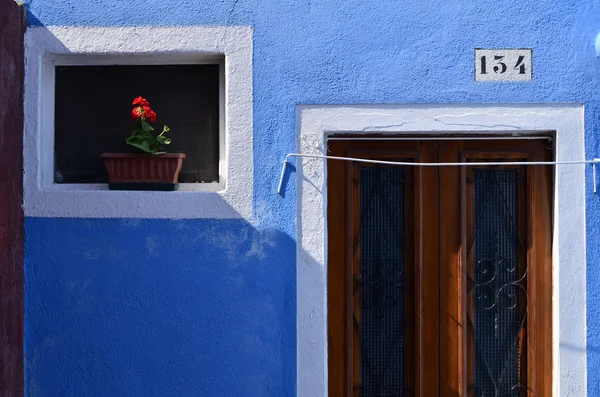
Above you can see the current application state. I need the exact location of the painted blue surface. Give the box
[25,218,295,396]
[22,0,600,396]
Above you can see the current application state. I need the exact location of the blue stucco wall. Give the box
[23,0,600,396]
[25,219,296,396]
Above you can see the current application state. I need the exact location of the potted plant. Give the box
[101,96,186,191]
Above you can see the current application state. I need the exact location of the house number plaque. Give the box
[475,49,532,81]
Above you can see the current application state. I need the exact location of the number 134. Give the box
[480,55,527,75]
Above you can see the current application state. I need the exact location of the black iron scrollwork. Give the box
[468,168,528,397]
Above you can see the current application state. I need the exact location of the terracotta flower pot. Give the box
[101,153,186,191]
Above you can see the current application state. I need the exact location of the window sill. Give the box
[25,183,245,219]
[47,182,226,192]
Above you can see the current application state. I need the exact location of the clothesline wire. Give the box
[276,153,600,195]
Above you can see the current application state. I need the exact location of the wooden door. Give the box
[327,138,553,397]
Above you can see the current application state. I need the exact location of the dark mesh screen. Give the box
[359,167,406,397]
[473,168,522,396]
[54,64,220,183]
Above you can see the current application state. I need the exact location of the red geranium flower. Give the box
[142,106,157,122]
[131,106,143,120]
[126,96,170,155]
[132,96,149,106]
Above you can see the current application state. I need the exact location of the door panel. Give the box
[329,141,439,397]
[466,166,526,396]
[356,166,409,396]
[327,138,553,397]
[460,141,553,397]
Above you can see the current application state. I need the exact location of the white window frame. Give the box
[24,26,253,219]
[296,104,586,396]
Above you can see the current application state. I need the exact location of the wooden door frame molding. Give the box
[296,105,586,397]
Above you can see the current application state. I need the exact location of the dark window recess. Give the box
[54,64,220,184]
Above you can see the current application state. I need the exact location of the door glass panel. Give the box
[359,167,408,397]
[468,168,527,396]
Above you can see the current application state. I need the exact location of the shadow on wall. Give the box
[25,213,309,397]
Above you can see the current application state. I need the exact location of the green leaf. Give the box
[141,121,154,132]
[125,135,141,144]
[157,135,171,145]
[125,123,174,155]
[126,138,154,154]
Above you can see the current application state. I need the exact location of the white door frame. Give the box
[296,104,586,397]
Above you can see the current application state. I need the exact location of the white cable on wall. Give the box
[276,153,600,195]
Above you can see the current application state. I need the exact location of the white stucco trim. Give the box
[296,104,586,396]
[24,26,253,219]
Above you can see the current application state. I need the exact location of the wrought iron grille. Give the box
[358,167,407,397]
[469,168,527,397]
